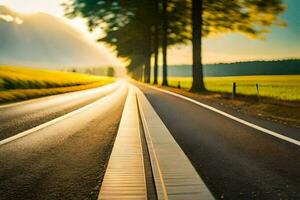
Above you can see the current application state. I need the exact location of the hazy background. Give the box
[0,0,299,69]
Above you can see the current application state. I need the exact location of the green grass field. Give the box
[0,66,115,103]
[158,75,300,101]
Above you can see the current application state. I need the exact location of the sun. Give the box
[0,0,64,15]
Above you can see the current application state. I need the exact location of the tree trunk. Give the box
[153,0,159,85]
[139,66,143,81]
[144,30,152,83]
[144,54,151,83]
[153,26,159,84]
[162,0,168,86]
[190,0,205,92]
[142,24,152,83]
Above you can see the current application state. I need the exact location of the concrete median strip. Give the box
[99,85,213,199]
[136,87,214,200]
[98,86,147,200]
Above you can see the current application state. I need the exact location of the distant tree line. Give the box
[164,59,300,77]
[67,66,115,77]
[207,58,300,66]
[64,0,286,92]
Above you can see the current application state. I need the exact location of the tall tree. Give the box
[160,0,190,86]
[161,0,168,86]
[64,0,190,84]
[190,0,286,92]
[191,0,204,91]
[153,0,159,85]
[64,0,155,82]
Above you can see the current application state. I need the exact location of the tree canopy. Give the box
[201,0,286,38]
[64,0,286,89]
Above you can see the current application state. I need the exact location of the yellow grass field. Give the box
[159,75,300,101]
[0,66,115,103]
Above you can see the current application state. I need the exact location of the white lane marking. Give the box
[0,83,125,146]
[146,85,300,146]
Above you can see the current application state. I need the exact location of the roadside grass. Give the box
[0,66,115,103]
[158,75,300,101]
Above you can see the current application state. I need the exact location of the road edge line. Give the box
[145,84,300,146]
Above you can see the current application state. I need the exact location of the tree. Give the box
[107,67,115,77]
[64,0,285,89]
[161,0,168,86]
[64,0,190,85]
[191,0,204,91]
[64,0,155,83]
[157,0,190,86]
[152,0,159,85]
[190,0,286,92]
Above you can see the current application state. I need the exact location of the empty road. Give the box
[0,83,127,200]
[0,81,120,140]
[1,81,299,199]
[137,83,300,200]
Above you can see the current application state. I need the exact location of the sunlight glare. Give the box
[0,0,64,15]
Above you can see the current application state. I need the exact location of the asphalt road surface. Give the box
[1,81,299,200]
[137,84,300,200]
[0,81,120,140]
[0,84,127,200]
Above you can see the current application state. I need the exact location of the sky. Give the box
[0,0,299,65]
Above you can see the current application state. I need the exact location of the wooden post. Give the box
[232,82,236,98]
[256,83,260,100]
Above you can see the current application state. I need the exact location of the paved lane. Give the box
[0,81,120,140]
[0,84,127,200]
[137,84,300,199]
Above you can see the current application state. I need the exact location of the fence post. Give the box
[256,83,260,100]
[232,82,236,98]
[177,81,181,89]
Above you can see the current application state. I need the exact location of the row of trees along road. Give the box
[64,0,286,92]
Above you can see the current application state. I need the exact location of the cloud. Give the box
[0,14,23,24]
[0,14,13,22]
